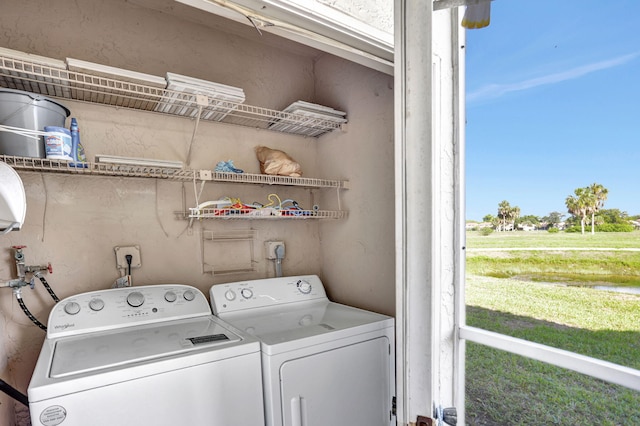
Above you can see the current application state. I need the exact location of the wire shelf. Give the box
[188,209,346,220]
[1,155,349,189]
[0,56,346,137]
[1,154,193,179]
[4,153,349,221]
[211,171,347,189]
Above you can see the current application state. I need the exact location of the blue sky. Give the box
[464,0,640,221]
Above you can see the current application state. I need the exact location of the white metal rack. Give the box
[188,209,346,220]
[0,53,349,221]
[2,154,348,221]
[2,154,347,187]
[209,171,348,189]
[1,154,194,180]
[0,55,346,137]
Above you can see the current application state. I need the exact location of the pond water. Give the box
[489,272,640,295]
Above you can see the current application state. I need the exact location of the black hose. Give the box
[126,254,133,276]
[0,379,28,407]
[36,274,60,302]
[17,297,47,331]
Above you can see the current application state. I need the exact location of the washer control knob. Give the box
[64,301,81,315]
[89,298,105,311]
[297,280,312,294]
[127,291,145,307]
[164,291,177,303]
[225,290,236,301]
[240,288,253,299]
[183,290,196,301]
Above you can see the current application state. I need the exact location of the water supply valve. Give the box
[11,245,51,280]
[12,245,27,280]
[3,246,58,331]
[1,246,51,289]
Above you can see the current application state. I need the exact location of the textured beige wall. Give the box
[0,0,394,424]
[315,55,395,316]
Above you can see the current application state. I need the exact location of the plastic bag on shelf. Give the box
[254,146,302,177]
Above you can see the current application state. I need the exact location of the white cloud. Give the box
[467,52,639,103]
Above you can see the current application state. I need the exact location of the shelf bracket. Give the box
[197,170,213,181]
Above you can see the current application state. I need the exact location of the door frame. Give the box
[394,1,466,423]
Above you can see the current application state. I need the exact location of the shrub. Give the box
[479,227,494,236]
[596,223,634,232]
[547,227,560,233]
[561,224,633,233]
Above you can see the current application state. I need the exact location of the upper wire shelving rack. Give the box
[0,55,345,137]
[0,54,349,221]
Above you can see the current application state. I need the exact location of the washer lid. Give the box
[219,301,393,350]
[49,316,241,378]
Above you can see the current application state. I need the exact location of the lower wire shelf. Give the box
[2,154,349,221]
[184,209,347,220]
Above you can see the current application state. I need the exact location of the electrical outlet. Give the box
[265,241,284,260]
[114,245,142,270]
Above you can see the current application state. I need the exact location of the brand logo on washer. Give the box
[53,323,75,331]
[40,405,67,426]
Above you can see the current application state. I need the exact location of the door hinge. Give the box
[391,396,397,416]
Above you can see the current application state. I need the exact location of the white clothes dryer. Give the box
[210,275,395,426]
[28,284,265,426]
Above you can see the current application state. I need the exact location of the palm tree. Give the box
[588,183,609,234]
[566,188,590,234]
[510,206,521,227]
[497,200,511,231]
[497,200,519,231]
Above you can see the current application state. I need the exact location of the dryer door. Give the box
[280,336,392,426]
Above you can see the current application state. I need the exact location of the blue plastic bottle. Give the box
[70,118,87,168]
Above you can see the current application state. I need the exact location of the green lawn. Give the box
[464,231,640,426]
[466,229,640,249]
[467,250,640,278]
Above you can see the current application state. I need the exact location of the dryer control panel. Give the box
[47,284,210,338]
[210,275,328,314]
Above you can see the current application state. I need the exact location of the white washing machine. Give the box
[210,275,395,426]
[28,284,265,426]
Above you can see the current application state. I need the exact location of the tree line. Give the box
[476,183,638,234]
